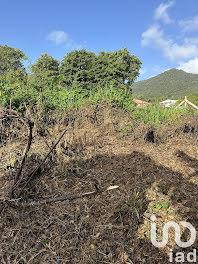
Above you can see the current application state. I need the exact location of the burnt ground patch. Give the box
[1,148,198,263]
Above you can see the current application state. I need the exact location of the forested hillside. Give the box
[132,69,198,99]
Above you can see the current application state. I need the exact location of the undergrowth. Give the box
[2,83,198,127]
[131,105,198,126]
[39,86,198,126]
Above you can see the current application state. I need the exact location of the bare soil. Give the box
[0,106,198,263]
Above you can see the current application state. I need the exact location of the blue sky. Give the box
[1,0,198,80]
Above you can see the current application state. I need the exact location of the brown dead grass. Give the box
[0,105,198,263]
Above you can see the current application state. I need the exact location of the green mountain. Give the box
[132,68,198,99]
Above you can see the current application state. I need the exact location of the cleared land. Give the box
[0,105,198,263]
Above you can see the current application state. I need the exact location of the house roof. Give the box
[133,99,151,105]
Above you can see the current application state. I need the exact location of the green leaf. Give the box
[156,203,162,210]
[162,202,169,210]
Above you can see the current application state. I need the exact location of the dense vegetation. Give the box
[132,68,198,99]
[0,44,141,111]
[1,44,198,126]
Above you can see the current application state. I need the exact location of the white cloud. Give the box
[154,1,175,24]
[178,58,198,74]
[141,24,198,62]
[47,30,69,45]
[141,2,198,72]
[139,68,147,75]
[47,30,84,50]
[179,15,198,32]
[141,24,163,46]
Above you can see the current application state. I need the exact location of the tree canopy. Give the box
[0,44,28,109]
[60,49,97,89]
[30,53,60,91]
[60,48,141,90]
[0,44,142,110]
[0,44,27,74]
[31,53,59,76]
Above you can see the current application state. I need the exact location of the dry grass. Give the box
[0,105,198,263]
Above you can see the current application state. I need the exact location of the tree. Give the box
[0,44,27,74]
[60,49,96,89]
[31,53,60,89]
[30,53,63,111]
[96,48,141,89]
[0,44,27,109]
[60,48,142,92]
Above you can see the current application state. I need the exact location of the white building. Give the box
[160,99,178,108]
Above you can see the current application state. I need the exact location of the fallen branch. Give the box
[9,186,119,207]
[0,109,119,215]
[0,107,33,126]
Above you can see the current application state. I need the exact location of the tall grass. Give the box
[5,82,198,126]
[132,105,197,125]
[42,86,198,125]
[49,85,135,110]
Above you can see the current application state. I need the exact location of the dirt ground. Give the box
[0,106,198,263]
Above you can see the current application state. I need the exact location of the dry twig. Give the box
[8,186,119,207]
[14,128,68,197]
